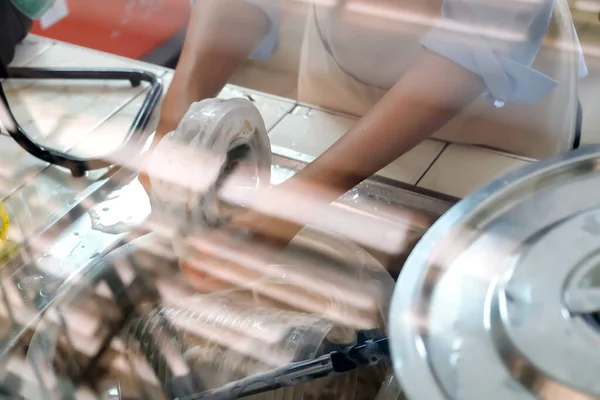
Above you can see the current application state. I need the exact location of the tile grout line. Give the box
[268,102,300,134]
[414,142,450,187]
[63,85,159,155]
[10,39,56,67]
[464,144,536,163]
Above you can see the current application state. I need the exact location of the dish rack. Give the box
[0,62,169,398]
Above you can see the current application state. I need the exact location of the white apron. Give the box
[296,0,581,160]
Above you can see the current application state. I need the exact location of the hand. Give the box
[138,115,180,197]
[179,205,304,260]
[178,177,309,282]
[179,206,304,290]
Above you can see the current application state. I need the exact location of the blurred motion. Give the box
[0,0,598,399]
[21,231,394,399]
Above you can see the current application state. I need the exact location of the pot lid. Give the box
[389,145,600,400]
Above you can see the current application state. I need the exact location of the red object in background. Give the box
[31,0,190,60]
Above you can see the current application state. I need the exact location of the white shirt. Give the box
[245,0,587,107]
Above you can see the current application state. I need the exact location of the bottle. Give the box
[10,0,56,20]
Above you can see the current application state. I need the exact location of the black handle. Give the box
[0,67,163,177]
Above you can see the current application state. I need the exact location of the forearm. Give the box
[290,51,485,203]
[155,0,271,145]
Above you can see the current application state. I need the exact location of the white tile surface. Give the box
[9,35,55,67]
[269,107,445,184]
[68,91,160,159]
[1,41,169,153]
[0,136,48,200]
[26,41,167,75]
[156,74,295,132]
[3,79,144,150]
[269,107,353,157]
[219,85,295,131]
[418,144,531,198]
[377,140,446,183]
[159,71,173,88]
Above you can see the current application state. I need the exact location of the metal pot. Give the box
[389,144,600,400]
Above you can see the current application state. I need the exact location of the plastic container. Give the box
[15,229,395,399]
[182,227,394,331]
[147,98,271,250]
[0,201,9,241]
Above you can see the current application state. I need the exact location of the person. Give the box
[139,0,587,248]
[0,0,34,68]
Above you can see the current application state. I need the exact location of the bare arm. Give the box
[234,51,485,246]
[182,52,486,274]
[153,0,271,148]
[139,0,270,191]
[285,50,485,204]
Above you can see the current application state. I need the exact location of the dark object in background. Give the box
[0,0,32,68]
[141,28,186,69]
[0,0,164,178]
